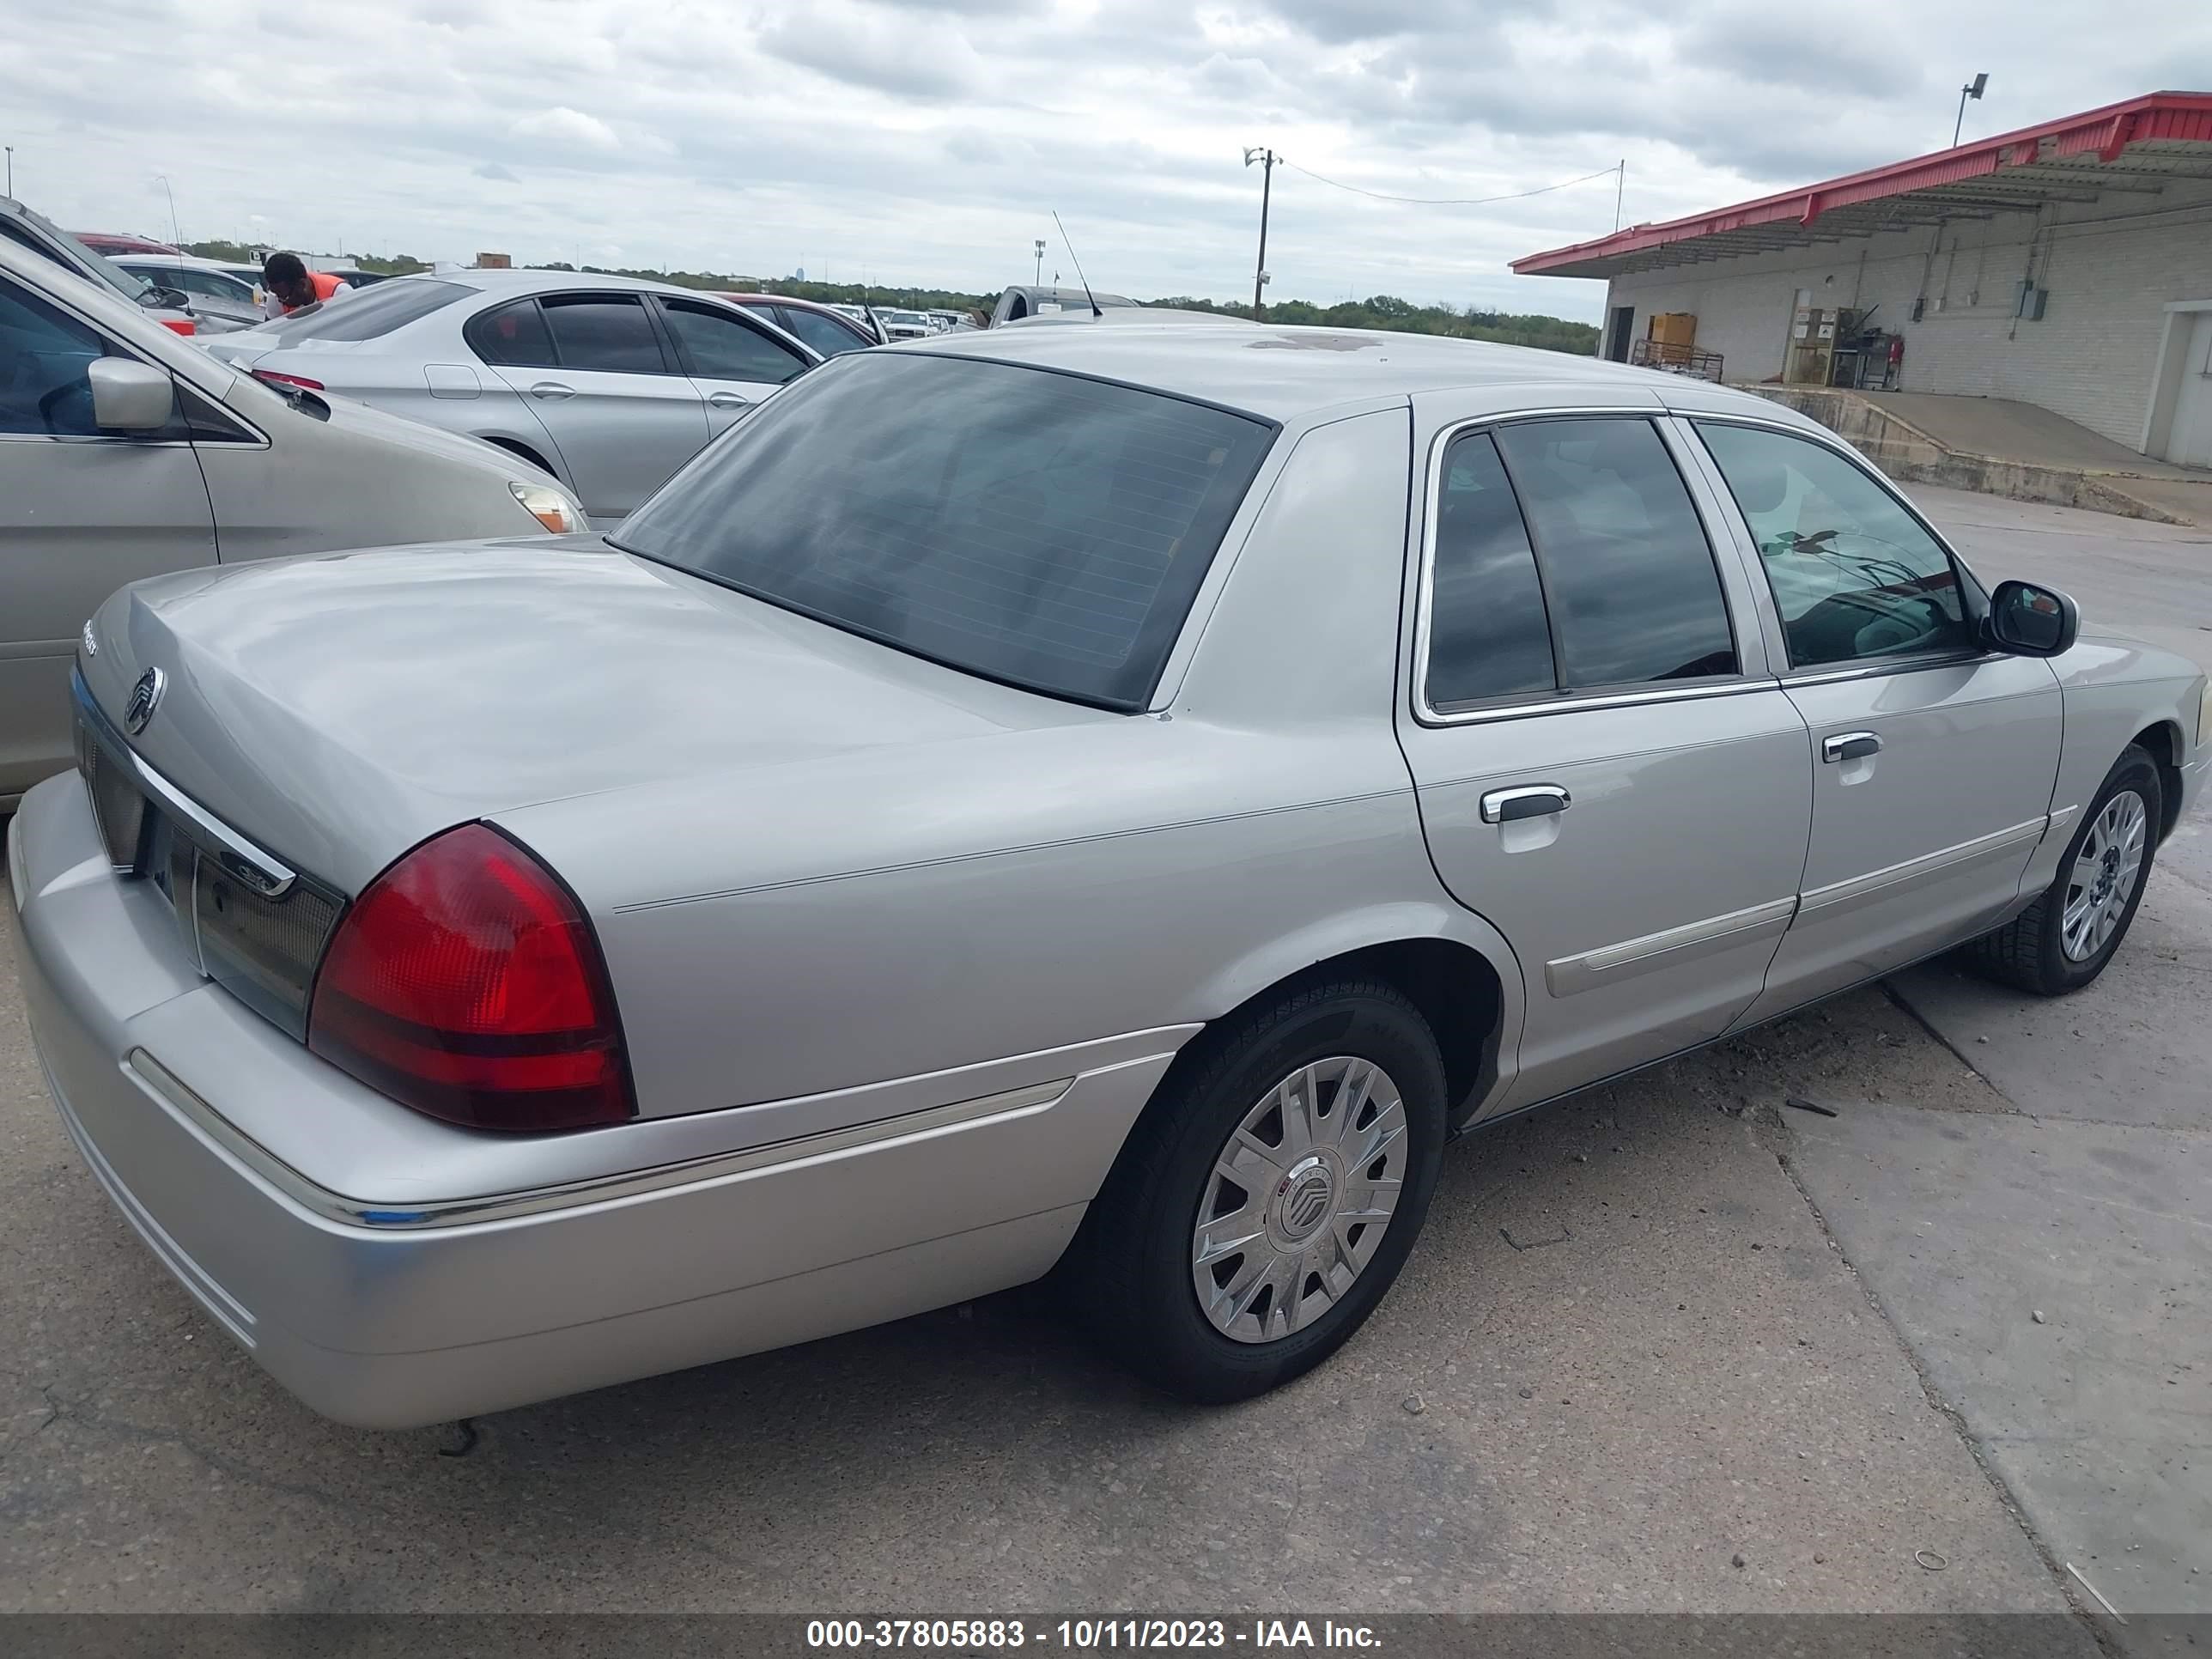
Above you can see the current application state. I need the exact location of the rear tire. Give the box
[1966,745,2160,995]
[1075,979,1447,1403]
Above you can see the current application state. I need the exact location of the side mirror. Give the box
[1984,579,2079,658]
[88,358,177,432]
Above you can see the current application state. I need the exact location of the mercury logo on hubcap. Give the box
[1275,1156,1335,1243]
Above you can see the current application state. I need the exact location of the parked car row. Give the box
[9,308,2206,1429]
[0,235,585,805]
[2,196,231,337]
[204,269,823,520]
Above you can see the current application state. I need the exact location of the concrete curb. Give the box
[1738,386,2209,527]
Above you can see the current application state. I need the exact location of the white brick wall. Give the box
[1600,179,2212,450]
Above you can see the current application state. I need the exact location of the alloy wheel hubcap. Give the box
[1191,1056,1407,1346]
[2061,789,2147,963]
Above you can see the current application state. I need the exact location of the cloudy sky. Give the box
[9,0,2206,321]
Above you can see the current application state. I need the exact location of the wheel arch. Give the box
[477,433,563,485]
[1186,906,1525,1127]
[2130,720,2188,842]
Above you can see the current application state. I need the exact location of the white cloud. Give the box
[508,106,622,152]
[4,0,2206,321]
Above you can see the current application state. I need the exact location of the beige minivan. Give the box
[0,237,586,807]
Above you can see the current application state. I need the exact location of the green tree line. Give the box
[185,244,1596,356]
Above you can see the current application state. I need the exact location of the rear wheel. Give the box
[1967,745,2160,994]
[1077,979,1447,1402]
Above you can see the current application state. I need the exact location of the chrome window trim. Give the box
[72,669,298,897]
[1547,896,1798,998]
[1425,676,1781,728]
[1781,650,2008,689]
[1798,816,2047,915]
[125,1049,1076,1231]
[1410,405,1766,729]
[0,432,194,447]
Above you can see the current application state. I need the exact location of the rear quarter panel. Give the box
[497,406,1528,1120]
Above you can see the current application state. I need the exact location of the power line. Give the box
[1277,158,1622,208]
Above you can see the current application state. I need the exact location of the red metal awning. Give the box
[1513,91,2212,280]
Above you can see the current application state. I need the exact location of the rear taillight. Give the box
[162,317,197,336]
[307,824,633,1132]
[253,368,325,392]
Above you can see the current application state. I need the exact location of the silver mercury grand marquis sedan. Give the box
[12,321,2209,1428]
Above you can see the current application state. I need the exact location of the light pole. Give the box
[5,147,13,198]
[1243,146,1274,319]
[1034,239,1046,286]
[1953,72,1988,148]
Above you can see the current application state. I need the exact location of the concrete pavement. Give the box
[1800,486,2212,1645]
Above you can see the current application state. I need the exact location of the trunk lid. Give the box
[83,538,1103,897]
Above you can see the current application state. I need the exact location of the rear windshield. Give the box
[251,277,469,343]
[613,352,1275,710]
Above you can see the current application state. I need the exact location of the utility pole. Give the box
[1954,72,1988,147]
[1613,160,1626,232]
[1034,238,1046,286]
[1243,147,1274,319]
[5,147,13,198]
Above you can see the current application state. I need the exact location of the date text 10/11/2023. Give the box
[805,1620,1384,1650]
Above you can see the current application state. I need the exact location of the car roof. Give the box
[718,291,848,318]
[915,319,1797,424]
[429,267,727,299]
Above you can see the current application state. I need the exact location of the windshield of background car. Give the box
[614,352,1277,710]
[2,216,149,302]
[251,277,469,343]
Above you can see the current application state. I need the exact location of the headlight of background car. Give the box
[2198,681,2212,750]
[508,480,584,534]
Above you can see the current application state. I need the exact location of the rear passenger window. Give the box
[539,295,665,374]
[1492,418,1737,687]
[467,298,556,368]
[1425,431,1557,708]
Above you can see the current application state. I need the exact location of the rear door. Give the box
[651,295,813,441]
[1686,416,2063,1021]
[476,290,708,519]
[1395,395,1813,1113]
[0,269,215,798]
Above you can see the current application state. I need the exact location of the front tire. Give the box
[1076,979,1448,1403]
[1967,744,2161,995]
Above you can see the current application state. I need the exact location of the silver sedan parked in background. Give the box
[0,236,584,807]
[113,256,264,332]
[204,270,822,520]
[12,322,2207,1429]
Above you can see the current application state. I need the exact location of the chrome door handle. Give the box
[528,381,576,400]
[1822,731,1881,763]
[707,392,751,409]
[1480,785,1571,824]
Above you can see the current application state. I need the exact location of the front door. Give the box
[653,295,814,444]
[1689,418,2063,1023]
[1605,305,1634,363]
[1395,401,1812,1112]
[481,290,708,520]
[2166,312,2212,468]
[0,271,215,799]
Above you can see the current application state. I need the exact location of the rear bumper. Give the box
[9,775,1175,1428]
